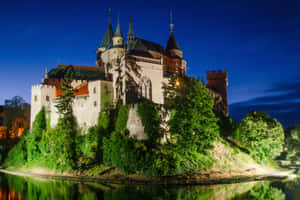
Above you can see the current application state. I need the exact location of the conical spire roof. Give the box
[127,14,134,39]
[114,15,123,37]
[166,31,180,50]
[166,11,181,51]
[100,10,114,49]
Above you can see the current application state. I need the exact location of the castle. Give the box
[30,14,228,130]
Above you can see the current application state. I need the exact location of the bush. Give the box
[45,114,77,171]
[4,133,27,168]
[239,111,284,162]
[103,131,213,177]
[115,105,130,132]
[137,101,162,144]
[163,75,219,152]
[26,107,46,162]
[285,125,300,162]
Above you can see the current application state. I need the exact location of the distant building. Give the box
[31,14,228,131]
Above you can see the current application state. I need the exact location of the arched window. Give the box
[140,77,152,100]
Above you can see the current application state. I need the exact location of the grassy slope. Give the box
[4,138,291,184]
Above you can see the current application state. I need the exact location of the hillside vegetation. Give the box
[2,70,286,178]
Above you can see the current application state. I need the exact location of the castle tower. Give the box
[166,12,182,59]
[112,15,124,47]
[97,9,114,66]
[206,70,228,116]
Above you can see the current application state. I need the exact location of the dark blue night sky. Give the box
[0,0,300,127]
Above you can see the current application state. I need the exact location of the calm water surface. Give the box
[0,173,299,200]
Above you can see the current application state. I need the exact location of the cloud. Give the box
[229,75,300,128]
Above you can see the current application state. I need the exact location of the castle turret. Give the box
[97,9,114,66]
[166,12,182,58]
[126,15,135,51]
[99,10,114,51]
[113,15,124,47]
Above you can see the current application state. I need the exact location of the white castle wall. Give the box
[31,84,55,127]
[135,61,165,104]
[31,80,113,134]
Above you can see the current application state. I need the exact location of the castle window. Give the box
[34,96,37,102]
[93,87,96,94]
[140,78,152,100]
[142,84,146,98]
[94,101,97,107]
[46,96,50,102]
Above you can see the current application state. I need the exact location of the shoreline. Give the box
[0,168,295,186]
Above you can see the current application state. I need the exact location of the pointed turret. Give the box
[114,16,123,37]
[100,9,114,50]
[166,12,182,58]
[127,14,134,40]
[113,15,124,47]
[127,14,135,51]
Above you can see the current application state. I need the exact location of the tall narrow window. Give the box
[34,96,37,102]
[46,96,50,102]
[142,84,146,98]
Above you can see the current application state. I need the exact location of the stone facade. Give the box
[126,104,148,140]
[30,15,229,132]
[31,80,113,131]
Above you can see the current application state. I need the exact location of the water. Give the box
[0,173,298,200]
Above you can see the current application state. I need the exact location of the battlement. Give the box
[72,80,88,84]
[32,84,56,90]
[206,70,227,80]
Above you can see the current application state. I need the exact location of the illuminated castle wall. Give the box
[30,15,228,131]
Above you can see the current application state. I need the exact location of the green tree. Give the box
[163,74,219,152]
[239,111,285,162]
[285,125,300,162]
[49,67,77,170]
[55,67,76,116]
[3,96,30,134]
[26,107,47,162]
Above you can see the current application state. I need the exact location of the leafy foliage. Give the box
[239,111,285,162]
[115,105,130,132]
[103,76,218,177]
[163,74,219,155]
[4,133,27,168]
[137,101,162,144]
[55,67,76,116]
[3,96,30,136]
[284,125,300,162]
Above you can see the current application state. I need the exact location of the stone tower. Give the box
[206,70,228,116]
